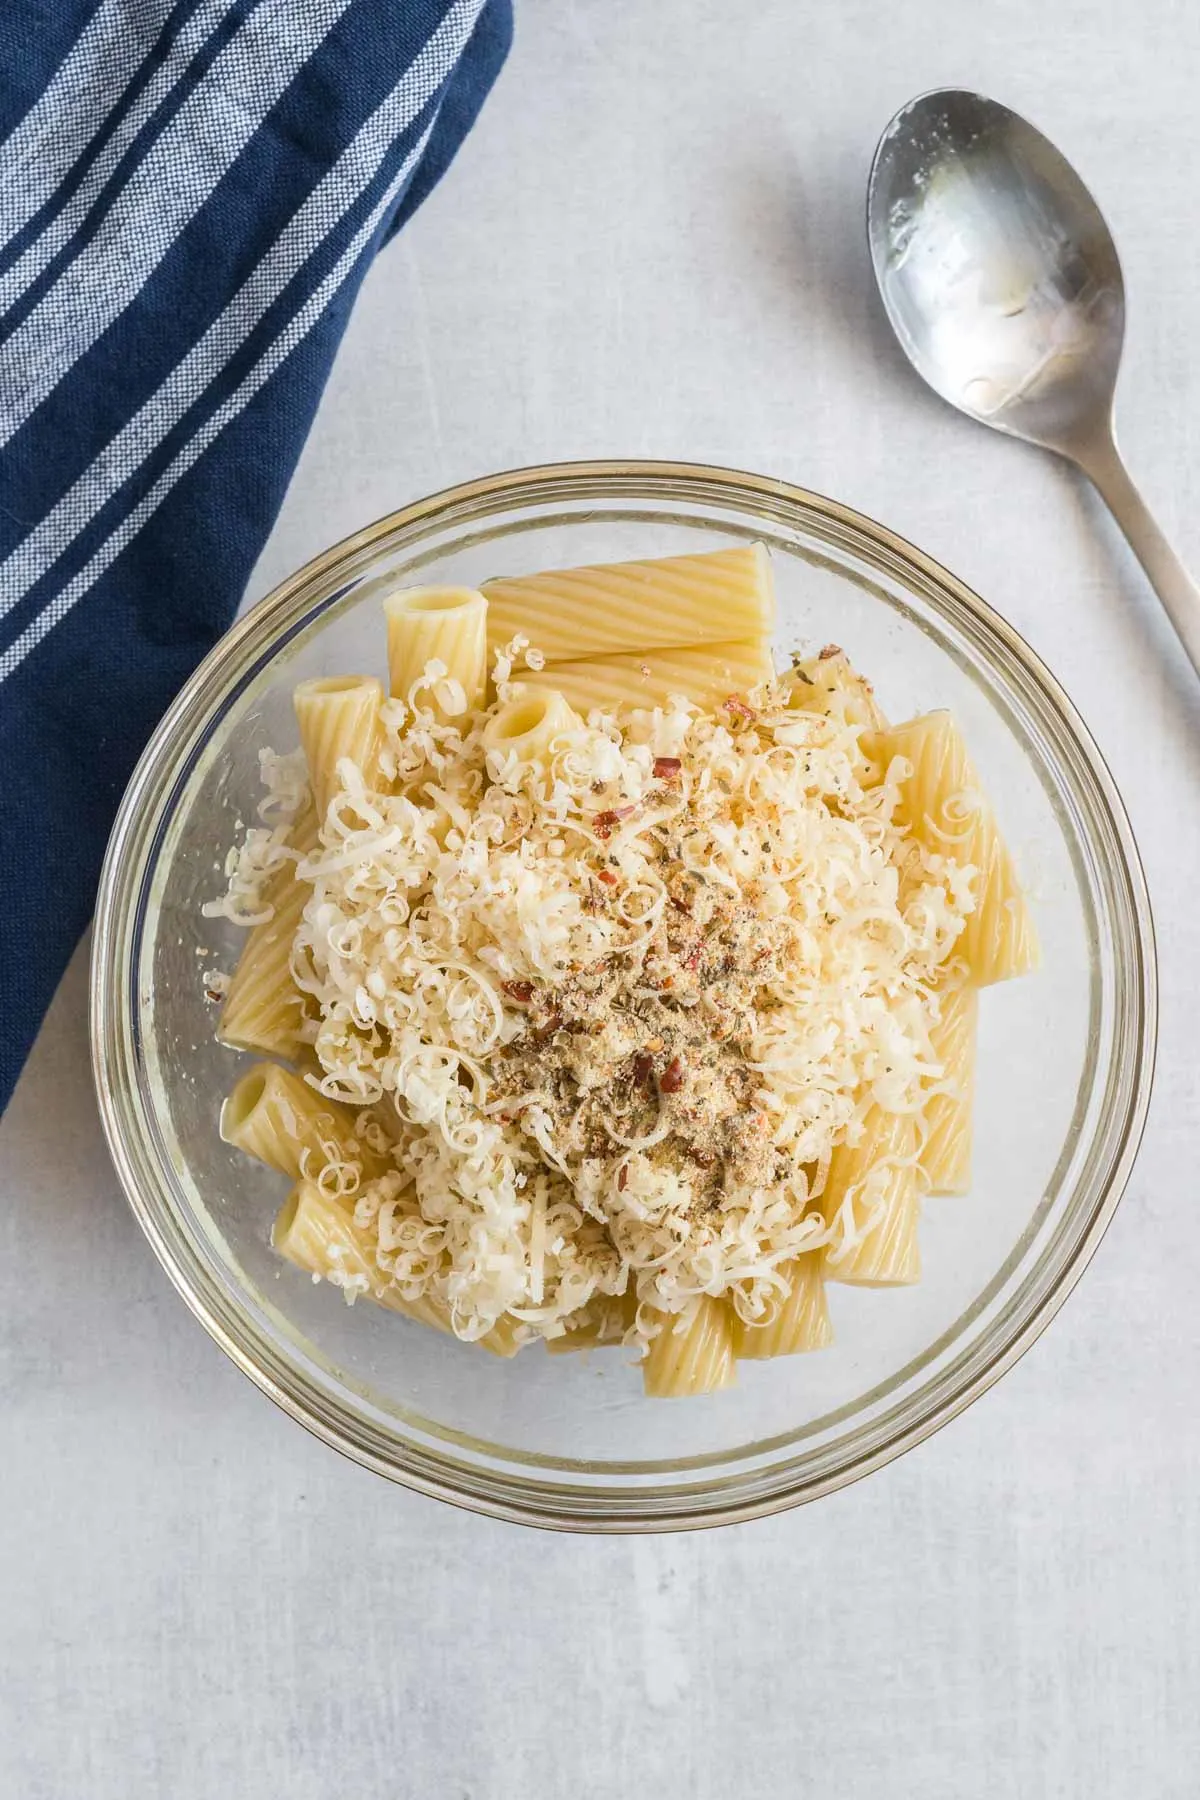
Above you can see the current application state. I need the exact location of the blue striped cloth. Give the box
[0,0,512,1111]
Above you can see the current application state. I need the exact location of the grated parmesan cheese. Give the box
[208,656,974,1355]
[202,749,311,926]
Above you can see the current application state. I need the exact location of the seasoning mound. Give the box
[494,881,789,1206]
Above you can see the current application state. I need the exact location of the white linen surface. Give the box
[3,3,1199,1793]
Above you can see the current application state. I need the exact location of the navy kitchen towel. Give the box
[0,0,512,1111]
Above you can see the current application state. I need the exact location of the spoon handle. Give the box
[1073,432,1200,678]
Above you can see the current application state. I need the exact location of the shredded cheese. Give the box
[201,749,311,925]
[217,660,973,1354]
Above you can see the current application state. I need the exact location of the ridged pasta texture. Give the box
[383,586,488,717]
[220,1061,389,1186]
[218,870,313,1059]
[517,639,774,715]
[822,1108,922,1286]
[483,544,774,662]
[868,711,1039,986]
[273,1179,397,1301]
[272,1183,521,1356]
[293,676,383,820]
[735,1254,833,1358]
[921,982,977,1195]
[642,1296,737,1397]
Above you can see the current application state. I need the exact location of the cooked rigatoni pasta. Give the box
[869,711,1039,986]
[515,638,774,716]
[546,1292,637,1355]
[220,1061,388,1186]
[921,982,978,1195]
[783,646,888,730]
[642,1297,737,1398]
[217,807,318,1059]
[483,544,774,663]
[481,686,580,766]
[822,1109,922,1286]
[209,540,1036,1397]
[735,1254,832,1359]
[383,585,488,716]
[273,1182,522,1355]
[273,1178,411,1307]
[293,675,383,820]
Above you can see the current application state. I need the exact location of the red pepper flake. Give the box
[617,1164,629,1191]
[502,980,534,1004]
[660,1057,685,1094]
[818,643,842,660]
[723,695,756,720]
[632,1052,655,1086]
[669,895,691,916]
[593,804,636,839]
[653,756,682,781]
[597,869,619,887]
[681,944,703,971]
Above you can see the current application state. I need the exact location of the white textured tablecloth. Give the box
[5,4,1200,1794]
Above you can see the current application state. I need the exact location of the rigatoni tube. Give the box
[920,982,978,1196]
[220,1062,389,1184]
[822,1109,922,1286]
[272,1184,521,1356]
[735,1254,833,1358]
[293,675,383,821]
[866,711,1038,986]
[383,585,488,717]
[782,648,888,730]
[217,807,318,1061]
[483,544,775,664]
[642,1295,737,1397]
[516,638,774,716]
[481,687,580,770]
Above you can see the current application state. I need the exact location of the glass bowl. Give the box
[90,460,1156,1531]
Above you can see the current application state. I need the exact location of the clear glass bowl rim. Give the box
[90,458,1157,1532]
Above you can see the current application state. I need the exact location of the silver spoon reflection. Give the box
[868,88,1200,677]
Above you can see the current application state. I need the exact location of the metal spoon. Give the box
[868,88,1200,675]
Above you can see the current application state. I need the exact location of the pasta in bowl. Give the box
[91,463,1153,1526]
[209,544,1037,1400]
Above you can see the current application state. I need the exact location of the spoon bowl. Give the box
[869,90,1125,454]
[868,89,1200,677]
